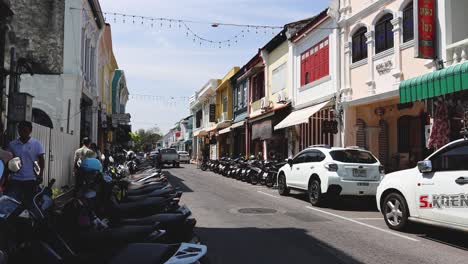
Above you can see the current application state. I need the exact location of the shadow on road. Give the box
[164,171,193,192]
[196,226,363,264]
[405,224,468,251]
[288,192,379,212]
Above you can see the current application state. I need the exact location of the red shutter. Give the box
[308,52,314,83]
[322,44,329,77]
[313,51,319,82]
[300,59,305,86]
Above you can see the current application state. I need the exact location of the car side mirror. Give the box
[417,160,433,173]
[287,158,293,167]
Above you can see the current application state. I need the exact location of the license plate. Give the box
[353,168,367,177]
[242,170,246,173]
[357,182,369,186]
[263,172,268,178]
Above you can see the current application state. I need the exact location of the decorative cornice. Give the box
[391,17,401,32]
[344,0,394,25]
[365,31,374,43]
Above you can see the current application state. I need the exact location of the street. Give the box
[166,164,468,264]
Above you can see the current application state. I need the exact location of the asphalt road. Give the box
[165,164,467,264]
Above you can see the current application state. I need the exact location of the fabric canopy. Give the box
[231,120,245,129]
[218,126,231,135]
[274,101,329,130]
[399,61,468,103]
[193,130,207,137]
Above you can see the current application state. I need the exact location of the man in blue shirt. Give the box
[7,121,45,206]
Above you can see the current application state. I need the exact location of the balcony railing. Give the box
[446,38,468,66]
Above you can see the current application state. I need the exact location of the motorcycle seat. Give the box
[125,187,176,201]
[111,197,171,218]
[119,212,188,226]
[127,184,169,196]
[77,225,155,246]
[110,243,176,264]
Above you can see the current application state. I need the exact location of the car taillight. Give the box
[324,163,338,172]
[379,165,385,174]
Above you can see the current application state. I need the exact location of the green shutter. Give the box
[399,61,468,103]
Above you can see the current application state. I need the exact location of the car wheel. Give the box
[308,179,325,207]
[383,192,409,231]
[278,174,290,196]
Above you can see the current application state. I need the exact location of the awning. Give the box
[231,120,245,129]
[274,101,329,130]
[399,61,468,103]
[193,130,207,137]
[218,126,231,135]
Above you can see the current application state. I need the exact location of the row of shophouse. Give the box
[190,0,468,172]
[0,0,131,153]
[161,115,194,154]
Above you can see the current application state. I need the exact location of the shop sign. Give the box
[415,0,435,59]
[175,131,181,138]
[322,120,338,134]
[376,60,393,75]
[209,104,216,122]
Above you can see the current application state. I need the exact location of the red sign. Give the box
[416,0,435,58]
[175,131,181,138]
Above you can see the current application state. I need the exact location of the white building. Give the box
[275,8,341,155]
[190,79,220,161]
[17,0,104,143]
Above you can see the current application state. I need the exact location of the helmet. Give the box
[126,151,136,160]
[79,158,103,173]
[8,157,22,173]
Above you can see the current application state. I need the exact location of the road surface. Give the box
[165,164,467,264]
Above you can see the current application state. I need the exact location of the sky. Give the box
[99,0,330,134]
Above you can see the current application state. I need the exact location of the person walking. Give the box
[6,121,45,206]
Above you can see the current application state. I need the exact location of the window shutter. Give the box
[300,59,305,86]
[323,44,329,77]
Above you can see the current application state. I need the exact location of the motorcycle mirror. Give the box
[109,156,114,163]
[287,158,293,166]
[101,154,106,162]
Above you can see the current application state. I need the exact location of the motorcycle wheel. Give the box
[250,172,258,185]
[201,164,207,171]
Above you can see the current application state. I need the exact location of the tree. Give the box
[130,127,162,152]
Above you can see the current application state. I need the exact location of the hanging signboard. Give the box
[414,0,435,59]
[209,104,216,122]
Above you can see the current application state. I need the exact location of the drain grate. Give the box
[238,208,277,214]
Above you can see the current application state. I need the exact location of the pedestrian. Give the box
[90,142,101,159]
[74,137,95,167]
[6,121,45,207]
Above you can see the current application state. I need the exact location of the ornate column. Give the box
[391,17,402,81]
[365,31,375,95]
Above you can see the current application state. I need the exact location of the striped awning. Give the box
[399,61,468,103]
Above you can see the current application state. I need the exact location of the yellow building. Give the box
[98,23,119,150]
[215,67,240,157]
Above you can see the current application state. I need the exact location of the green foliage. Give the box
[132,127,162,152]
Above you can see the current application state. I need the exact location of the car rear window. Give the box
[330,150,377,164]
[161,149,177,154]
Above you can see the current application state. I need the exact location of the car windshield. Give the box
[161,149,177,154]
[330,150,377,164]
[178,151,188,155]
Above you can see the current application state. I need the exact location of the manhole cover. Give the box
[238,208,277,214]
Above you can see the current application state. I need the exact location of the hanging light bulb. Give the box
[160,18,163,27]
[169,20,172,28]
[132,16,135,24]
[123,14,126,23]
[141,16,144,25]
[178,20,181,28]
[113,13,116,23]
[151,18,154,28]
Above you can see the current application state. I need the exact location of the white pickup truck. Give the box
[160,148,180,168]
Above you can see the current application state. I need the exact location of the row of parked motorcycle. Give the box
[200,156,287,187]
[0,152,207,264]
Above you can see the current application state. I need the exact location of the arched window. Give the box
[402,3,414,42]
[352,27,368,63]
[32,108,53,128]
[375,13,394,54]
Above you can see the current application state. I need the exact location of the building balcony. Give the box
[447,38,468,66]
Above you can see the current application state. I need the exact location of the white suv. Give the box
[278,146,384,206]
[377,139,468,232]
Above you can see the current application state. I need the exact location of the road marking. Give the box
[257,191,280,199]
[353,218,383,220]
[305,206,419,242]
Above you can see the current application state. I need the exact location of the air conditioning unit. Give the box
[277,91,288,103]
[260,98,267,110]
